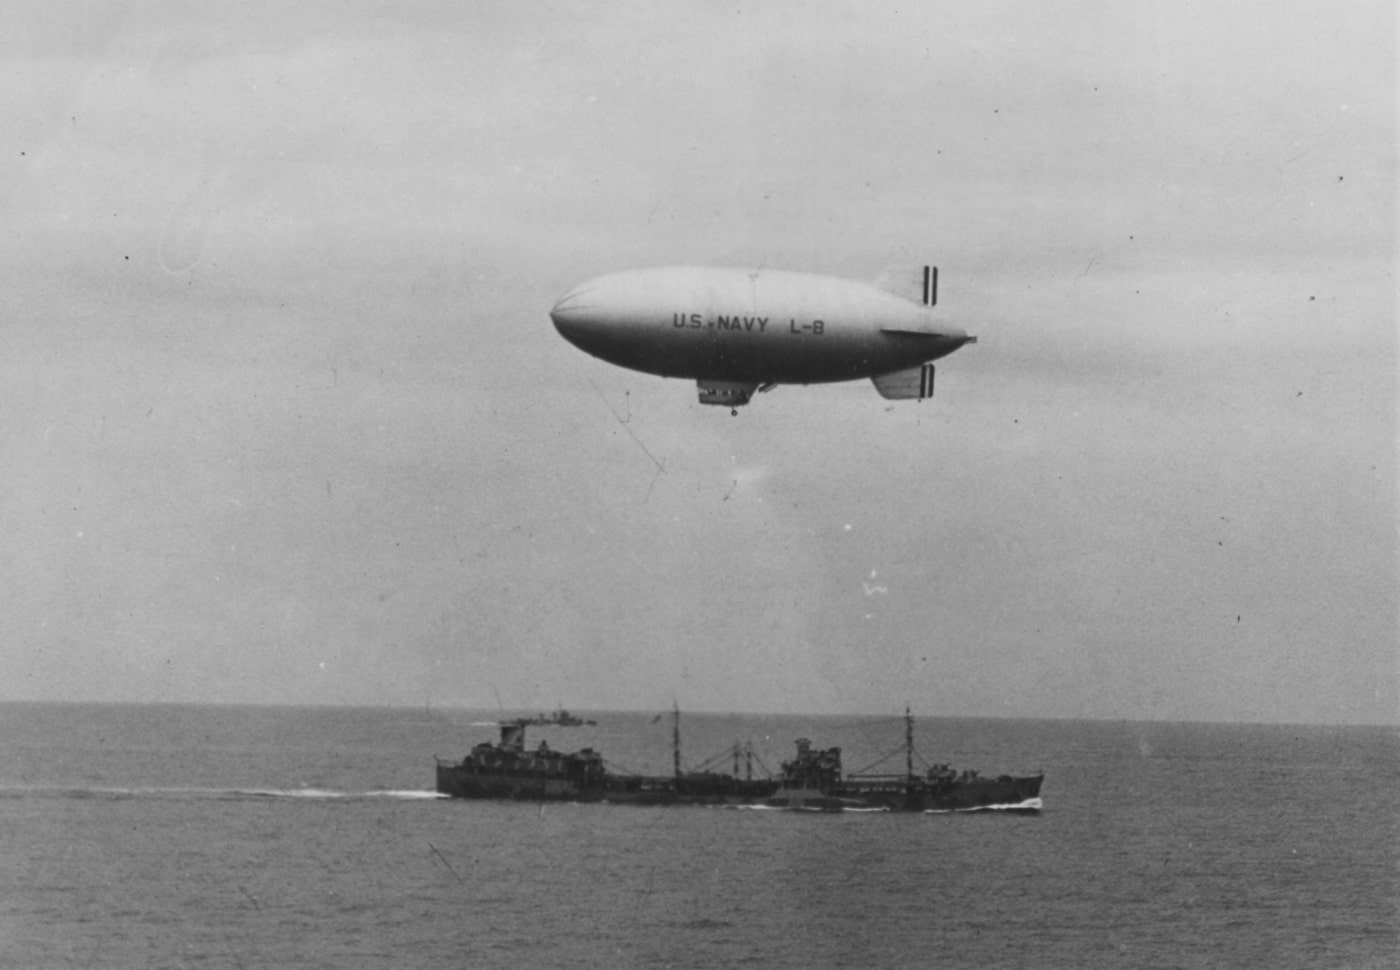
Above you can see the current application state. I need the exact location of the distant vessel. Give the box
[517,708,597,727]
[435,709,1043,813]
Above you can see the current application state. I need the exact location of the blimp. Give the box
[550,264,976,412]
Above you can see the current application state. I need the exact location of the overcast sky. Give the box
[1,1,1394,724]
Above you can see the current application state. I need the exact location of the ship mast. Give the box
[905,706,915,787]
[672,701,681,779]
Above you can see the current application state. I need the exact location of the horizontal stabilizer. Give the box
[697,380,759,407]
[874,264,937,306]
[881,317,952,336]
[872,364,935,401]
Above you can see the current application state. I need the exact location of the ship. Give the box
[518,708,597,727]
[435,708,1043,813]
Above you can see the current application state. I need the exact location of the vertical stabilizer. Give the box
[874,265,937,306]
[872,363,936,401]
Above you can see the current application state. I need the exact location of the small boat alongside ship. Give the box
[435,709,1043,813]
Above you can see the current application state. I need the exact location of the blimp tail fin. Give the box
[874,265,937,306]
[872,363,936,401]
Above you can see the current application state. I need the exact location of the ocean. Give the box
[0,704,1394,969]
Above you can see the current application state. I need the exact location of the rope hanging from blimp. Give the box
[589,379,666,501]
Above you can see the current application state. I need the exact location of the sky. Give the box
[1,1,1394,724]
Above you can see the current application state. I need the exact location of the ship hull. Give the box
[434,762,783,806]
[436,762,1042,813]
[760,774,1044,813]
[434,764,602,802]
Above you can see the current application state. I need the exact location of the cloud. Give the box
[0,1,1392,721]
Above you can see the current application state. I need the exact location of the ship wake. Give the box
[0,785,447,802]
[924,797,1043,814]
[733,803,891,813]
